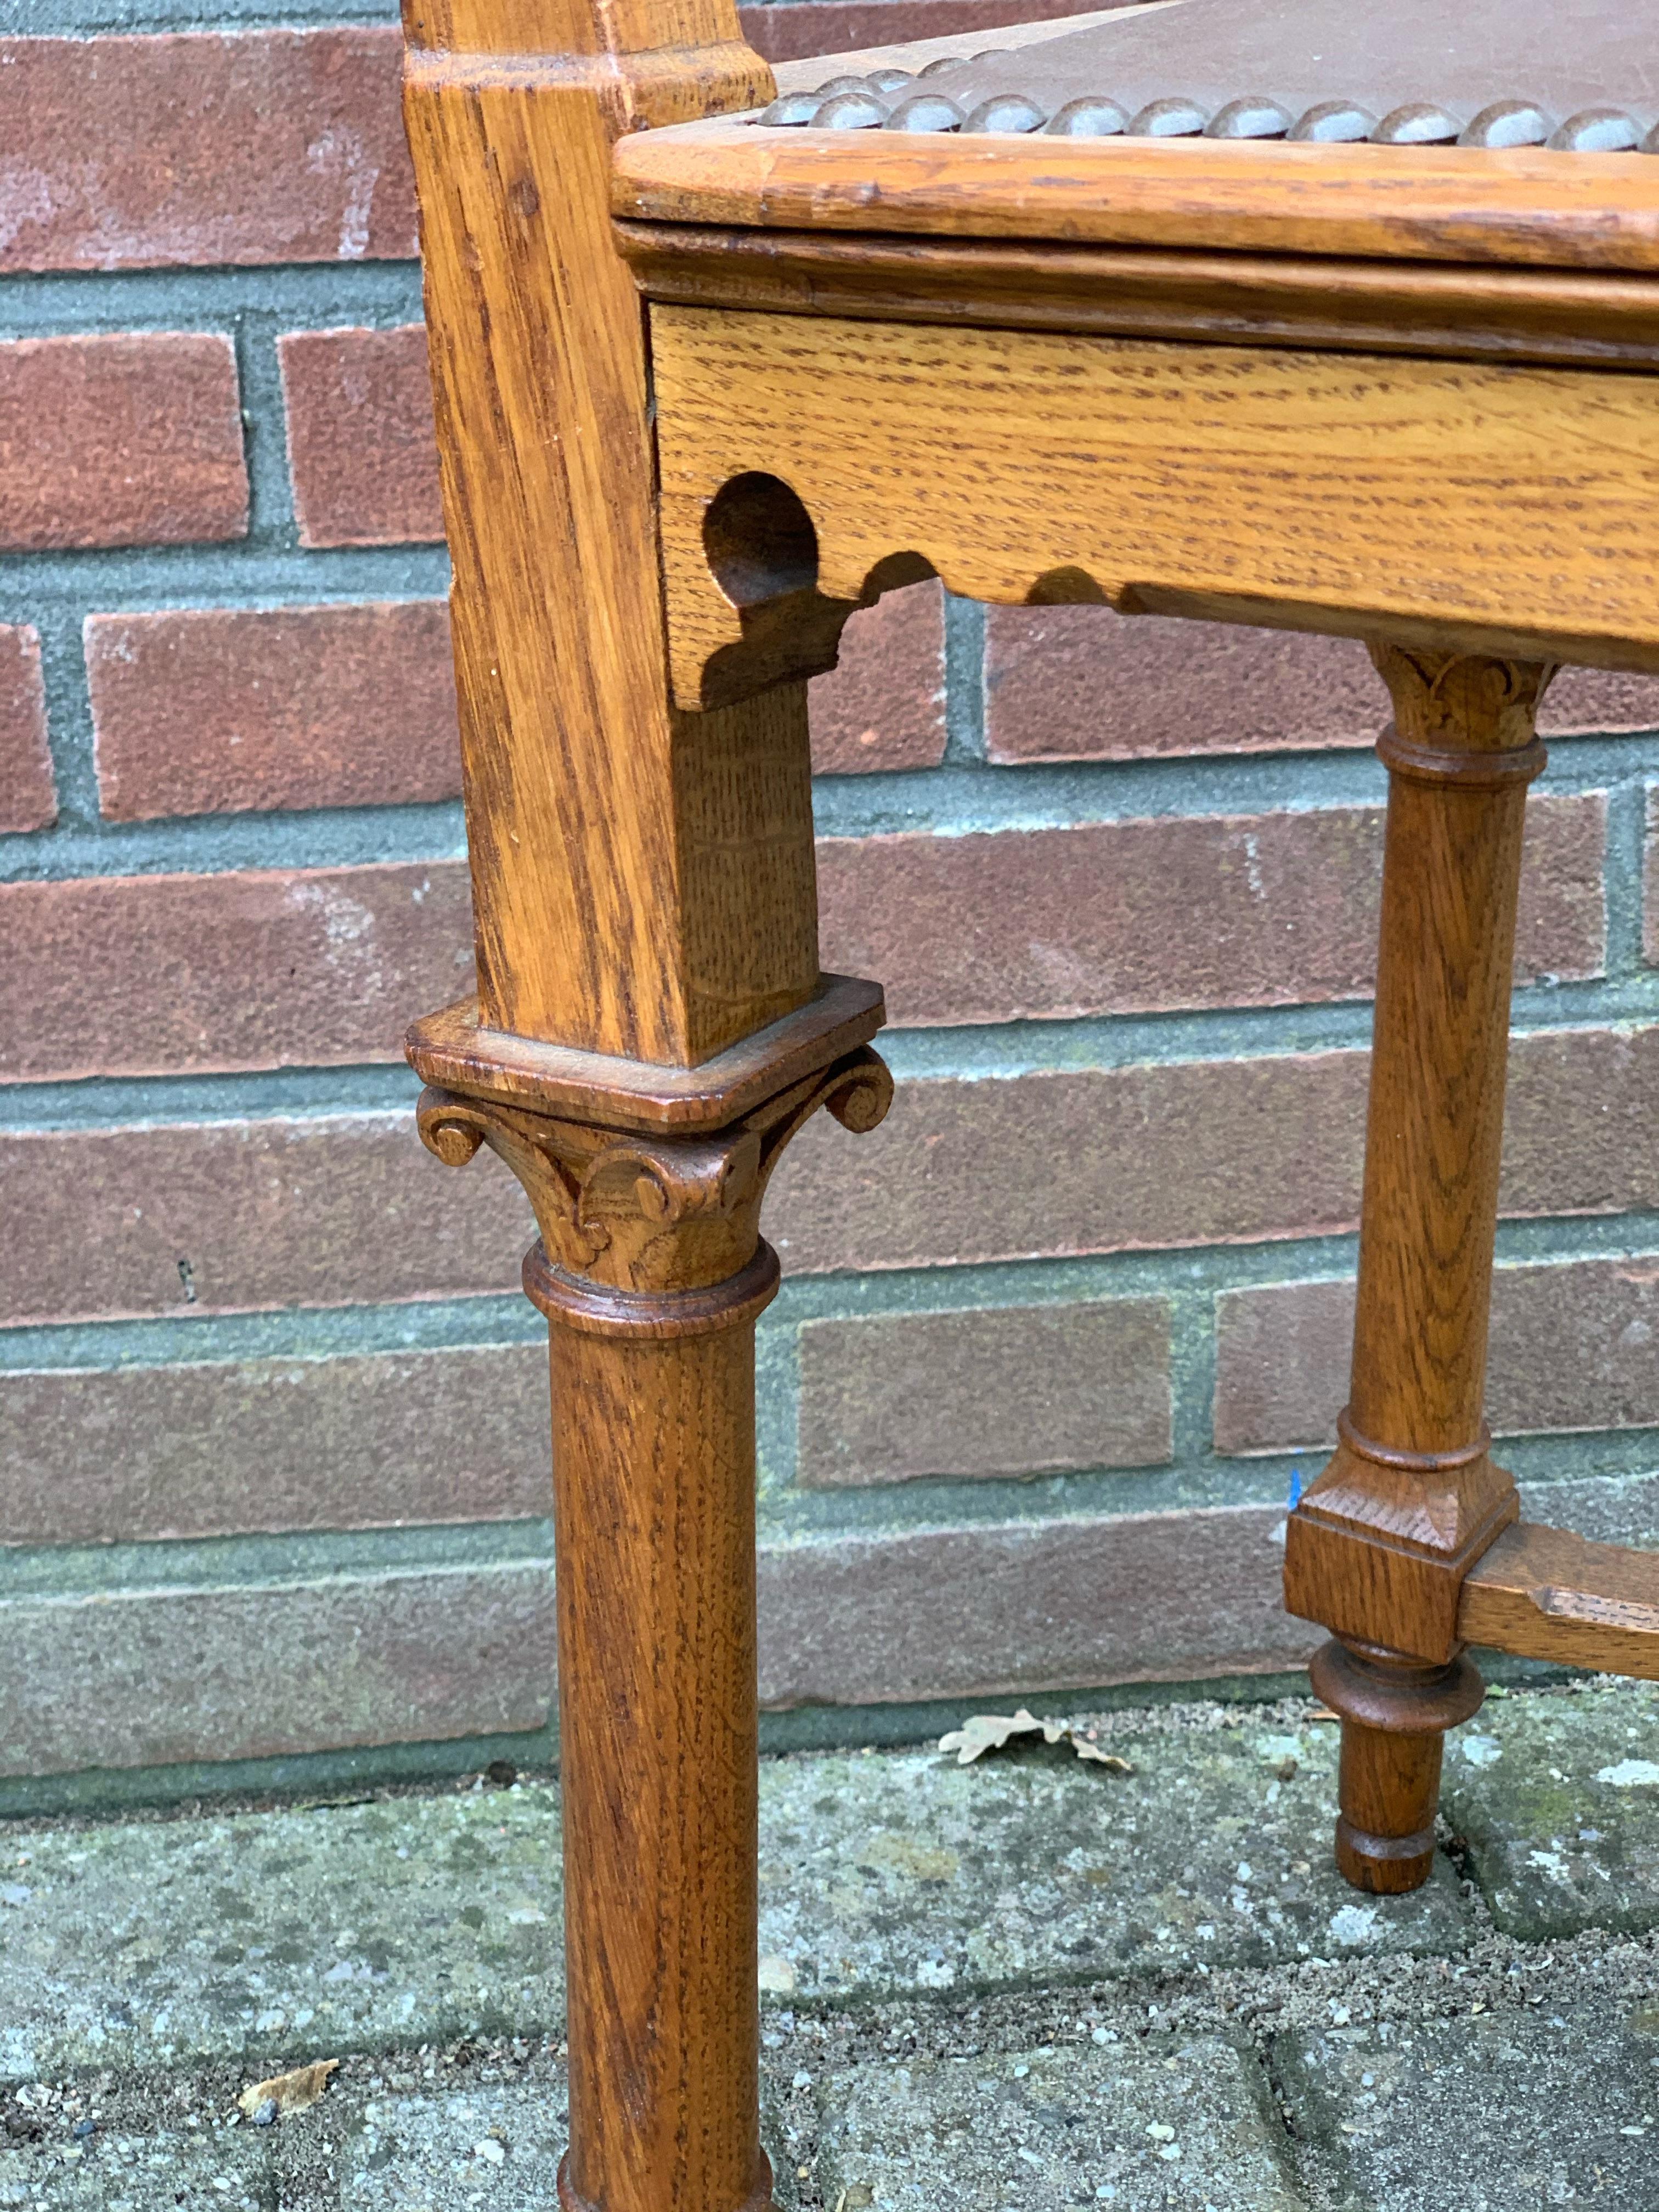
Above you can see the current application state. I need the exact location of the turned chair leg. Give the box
[413,1050,889,2212]
[535,1248,777,2212]
[1310,1641,1485,1892]
[397,0,840,2192]
[1285,644,1558,1892]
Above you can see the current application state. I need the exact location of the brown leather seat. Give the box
[761,0,1658,150]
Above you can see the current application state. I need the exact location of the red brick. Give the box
[1499,1026,1659,1220]
[809,580,946,774]
[86,586,941,815]
[817,794,1605,1026]
[278,324,444,548]
[5,22,1120,275]
[984,608,1385,762]
[0,31,417,273]
[0,861,474,1082]
[797,1296,1171,1485]
[1215,1257,1659,1455]
[0,625,54,834]
[1212,1279,1354,1458]
[0,1345,549,1545]
[762,1472,1659,1703]
[0,333,245,551]
[772,1054,1370,1277]
[5,1027,1656,1325]
[0,1564,554,1776]
[740,0,1133,65]
[0,1502,1303,1765]
[767,1023,1659,1276]
[18,794,1596,1073]
[0,1111,530,1327]
[1541,667,1659,736]
[758,1505,1316,1705]
[985,610,1659,761]
[89,602,460,820]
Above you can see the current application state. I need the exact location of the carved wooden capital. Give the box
[1367,641,1558,762]
[417,1045,891,1296]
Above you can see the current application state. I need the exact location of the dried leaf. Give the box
[940,1711,1133,1774]
[1307,1705,1340,1723]
[1074,1743,1134,1774]
[237,2060,339,2119]
[938,1709,1057,1765]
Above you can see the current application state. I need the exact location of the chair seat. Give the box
[757,0,1656,150]
[614,0,1659,699]
[611,0,1659,281]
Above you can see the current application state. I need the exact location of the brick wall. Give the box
[4,2,1659,1805]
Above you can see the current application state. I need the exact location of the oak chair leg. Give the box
[411,1047,891,2212]
[396,0,845,2200]
[1285,644,1557,1893]
[1310,1639,1485,1892]
[537,1252,776,2212]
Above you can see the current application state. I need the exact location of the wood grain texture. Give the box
[545,1273,774,2212]
[1282,651,1561,1891]
[612,126,1659,274]
[414,1037,890,2212]
[1284,650,1552,1666]
[1347,651,1553,1464]
[1333,1722,1444,1895]
[415,1046,891,1296]
[1460,1522,1659,1679]
[618,224,1659,371]
[404,0,830,1065]
[407,973,884,1132]
[649,308,1659,709]
[398,4,866,2202]
[414,0,771,60]
[1308,1639,1484,1897]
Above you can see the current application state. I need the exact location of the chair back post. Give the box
[402,0,817,1069]
[398,16,898,2212]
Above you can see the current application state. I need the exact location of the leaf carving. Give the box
[414,1043,893,1293]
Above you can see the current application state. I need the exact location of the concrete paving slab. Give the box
[757,1718,1470,2002]
[334,2075,808,2211]
[0,2117,272,2210]
[15,1670,1659,2207]
[1275,1998,1659,2211]
[1441,1680,1659,1941]
[0,1781,563,2082]
[340,2079,569,2210]
[816,2035,1308,2212]
[0,1708,1472,2083]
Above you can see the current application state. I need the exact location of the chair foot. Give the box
[557,2153,777,2212]
[1310,1638,1485,1895]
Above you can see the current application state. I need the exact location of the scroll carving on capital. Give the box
[1367,641,1559,768]
[417,1046,892,1296]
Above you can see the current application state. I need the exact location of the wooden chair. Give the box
[399,0,1659,2203]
